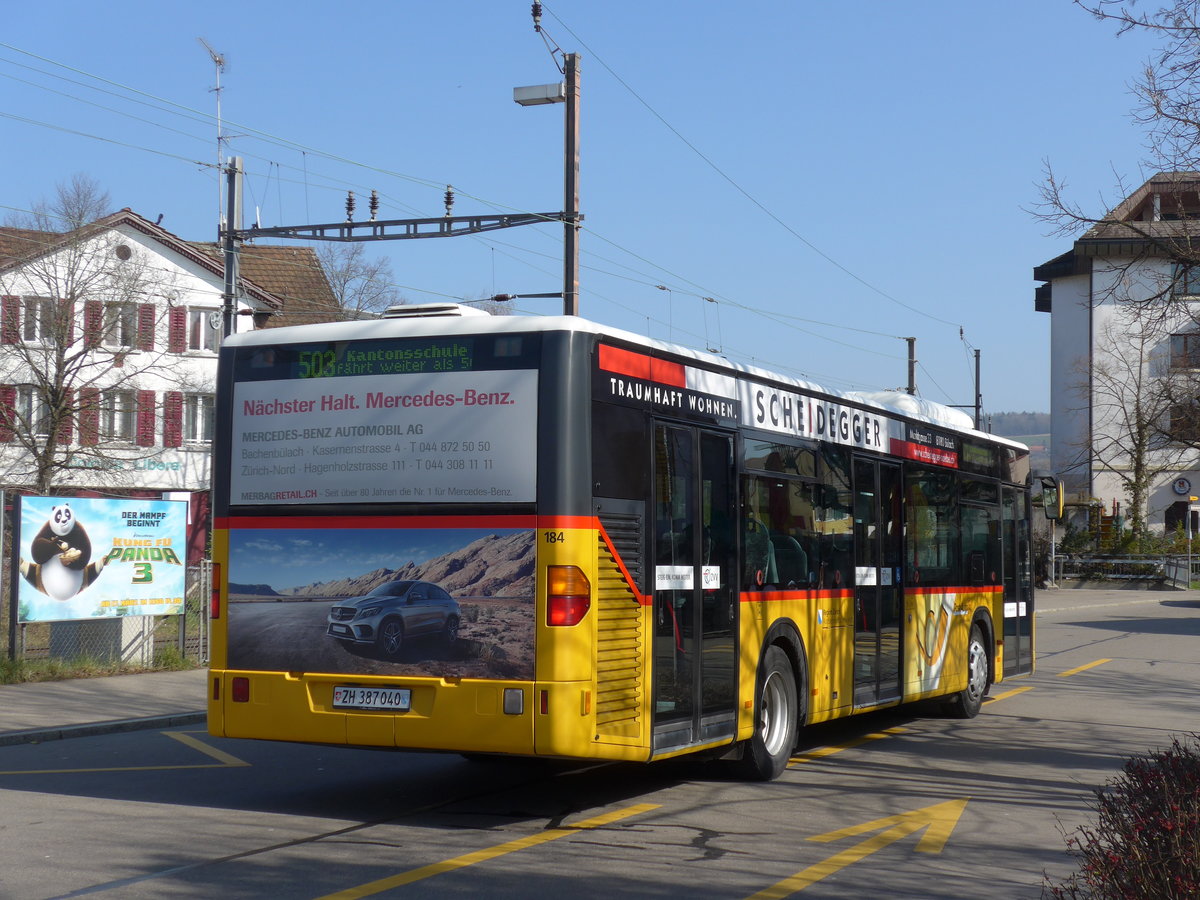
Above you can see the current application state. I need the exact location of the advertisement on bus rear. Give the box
[225,520,535,680]
[231,368,538,506]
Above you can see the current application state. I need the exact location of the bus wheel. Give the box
[737,645,798,781]
[945,623,988,719]
[377,618,405,657]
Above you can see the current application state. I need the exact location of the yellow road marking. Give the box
[746,799,969,899]
[788,727,906,766]
[0,730,250,775]
[164,731,251,766]
[985,686,1034,703]
[1058,658,1111,677]
[315,803,660,900]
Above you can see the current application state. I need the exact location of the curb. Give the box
[0,711,206,747]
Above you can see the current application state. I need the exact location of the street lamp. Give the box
[513,52,580,316]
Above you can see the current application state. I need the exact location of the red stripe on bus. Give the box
[739,584,1002,602]
[217,514,538,530]
[739,589,854,602]
[537,515,599,530]
[216,514,597,531]
[598,344,687,387]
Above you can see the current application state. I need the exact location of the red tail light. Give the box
[210,562,221,619]
[547,565,590,626]
[232,677,250,703]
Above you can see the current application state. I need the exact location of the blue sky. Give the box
[1,2,1164,415]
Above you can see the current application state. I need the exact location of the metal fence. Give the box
[1051,554,1200,589]
[3,560,210,667]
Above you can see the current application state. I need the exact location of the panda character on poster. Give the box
[19,503,108,601]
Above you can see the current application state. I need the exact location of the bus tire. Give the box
[945,623,988,719]
[736,644,798,781]
[377,618,405,658]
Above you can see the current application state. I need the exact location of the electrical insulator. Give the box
[345,191,356,222]
[444,185,455,217]
[532,2,542,32]
[369,190,379,222]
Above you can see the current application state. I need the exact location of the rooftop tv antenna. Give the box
[199,37,227,220]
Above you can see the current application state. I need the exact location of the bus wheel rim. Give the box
[761,671,790,756]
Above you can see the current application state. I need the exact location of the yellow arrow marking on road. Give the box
[745,798,969,899]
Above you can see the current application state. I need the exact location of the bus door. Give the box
[1002,486,1034,676]
[852,457,903,708]
[651,423,738,753]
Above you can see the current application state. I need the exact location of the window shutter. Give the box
[55,388,73,445]
[163,391,183,447]
[60,299,76,346]
[84,301,103,349]
[0,384,15,441]
[79,387,100,446]
[1,297,19,345]
[168,307,187,353]
[136,389,156,447]
[137,303,155,351]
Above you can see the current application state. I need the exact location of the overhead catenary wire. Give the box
[0,33,975,404]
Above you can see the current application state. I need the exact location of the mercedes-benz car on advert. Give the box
[327,580,460,657]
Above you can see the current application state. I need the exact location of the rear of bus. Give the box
[207,310,608,760]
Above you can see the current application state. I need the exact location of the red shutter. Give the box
[84,301,103,349]
[79,387,100,446]
[163,391,183,447]
[168,307,187,353]
[137,303,155,351]
[60,299,76,346]
[0,384,15,441]
[136,389,156,447]
[1,297,19,344]
[55,388,73,445]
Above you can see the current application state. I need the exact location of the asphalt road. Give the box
[1,588,1197,899]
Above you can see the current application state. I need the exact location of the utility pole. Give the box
[972,348,982,429]
[563,52,580,316]
[905,337,916,395]
[949,347,983,429]
[218,48,582,317]
[222,157,243,338]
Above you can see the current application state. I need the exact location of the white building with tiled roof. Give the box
[0,209,337,561]
[1034,173,1200,535]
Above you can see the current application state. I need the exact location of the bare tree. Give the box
[1033,4,1200,310]
[315,242,403,319]
[1077,302,1196,536]
[0,176,199,494]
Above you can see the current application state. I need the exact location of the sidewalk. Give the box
[0,668,207,746]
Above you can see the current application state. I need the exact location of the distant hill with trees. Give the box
[988,412,1050,436]
[988,411,1050,472]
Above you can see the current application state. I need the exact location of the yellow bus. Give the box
[208,305,1033,780]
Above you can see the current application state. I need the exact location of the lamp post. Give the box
[514,52,580,316]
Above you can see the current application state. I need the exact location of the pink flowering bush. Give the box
[1044,735,1200,899]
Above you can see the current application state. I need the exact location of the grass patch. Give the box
[0,652,201,685]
